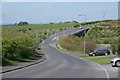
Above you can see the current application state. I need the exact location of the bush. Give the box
[86,40,96,53]
[112,43,119,54]
[2,35,37,60]
[18,21,29,26]
[60,28,63,30]
[100,23,113,26]
[73,25,79,27]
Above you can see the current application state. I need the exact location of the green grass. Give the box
[2,54,38,66]
[79,54,117,64]
[93,58,112,64]
[2,23,83,42]
[79,55,117,59]
[2,58,19,66]
[2,23,81,34]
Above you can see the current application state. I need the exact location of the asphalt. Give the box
[2,26,111,78]
[101,64,118,78]
[2,54,46,74]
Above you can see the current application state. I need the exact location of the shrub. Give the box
[85,40,96,53]
[28,28,32,30]
[60,28,63,30]
[2,34,37,60]
[18,21,29,26]
[73,25,79,27]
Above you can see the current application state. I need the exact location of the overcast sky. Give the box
[2,2,118,24]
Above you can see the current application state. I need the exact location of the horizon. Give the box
[1,19,117,27]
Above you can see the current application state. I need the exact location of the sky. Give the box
[2,2,118,24]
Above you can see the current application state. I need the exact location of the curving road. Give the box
[2,26,108,78]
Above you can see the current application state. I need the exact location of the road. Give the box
[2,26,108,78]
[101,64,118,78]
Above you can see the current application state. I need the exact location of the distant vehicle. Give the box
[79,27,83,29]
[89,49,110,56]
[110,56,120,67]
[37,47,41,50]
[41,40,45,43]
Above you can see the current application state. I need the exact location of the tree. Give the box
[18,21,29,26]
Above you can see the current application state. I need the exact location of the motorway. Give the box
[2,26,108,78]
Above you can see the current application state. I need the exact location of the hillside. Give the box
[58,20,119,54]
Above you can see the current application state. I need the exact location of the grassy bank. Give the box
[57,20,119,54]
[86,20,119,53]
[58,36,96,53]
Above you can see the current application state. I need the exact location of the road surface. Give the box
[2,26,108,78]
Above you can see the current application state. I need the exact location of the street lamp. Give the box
[79,14,87,55]
[79,15,87,22]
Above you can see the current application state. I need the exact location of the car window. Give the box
[96,50,101,52]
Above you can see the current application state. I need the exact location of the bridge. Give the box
[72,26,92,37]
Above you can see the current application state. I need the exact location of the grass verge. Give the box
[93,58,112,64]
[78,54,117,59]
[78,54,117,64]
[56,43,81,53]
[2,53,39,66]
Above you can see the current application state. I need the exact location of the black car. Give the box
[89,49,110,56]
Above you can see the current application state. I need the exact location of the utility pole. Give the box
[79,14,87,55]
[103,11,105,20]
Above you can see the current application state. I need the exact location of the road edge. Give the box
[55,42,110,79]
[1,54,46,74]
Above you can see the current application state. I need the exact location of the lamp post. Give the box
[79,15,87,22]
[79,14,87,55]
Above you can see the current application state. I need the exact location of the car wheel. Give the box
[105,53,108,56]
[93,54,95,56]
[115,61,120,67]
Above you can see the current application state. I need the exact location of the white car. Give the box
[110,56,120,67]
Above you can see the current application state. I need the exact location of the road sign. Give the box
[30,44,36,47]
[41,40,45,43]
